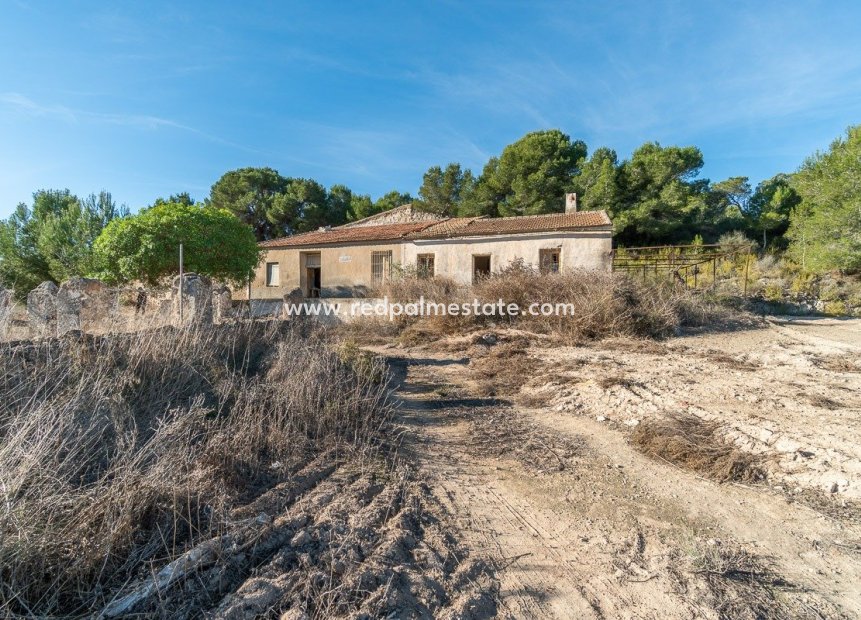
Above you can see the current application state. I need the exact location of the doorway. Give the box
[302,253,321,297]
[472,254,491,283]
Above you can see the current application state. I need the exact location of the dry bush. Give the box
[470,342,539,397]
[0,321,391,617]
[689,542,794,620]
[359,261,737,344]
[463,406,582,473]
[631,415,766,483]
[813,354,861,373]
[597,374,641,389]
[701,350,761,371]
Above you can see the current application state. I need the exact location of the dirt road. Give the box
[386,318,861,618]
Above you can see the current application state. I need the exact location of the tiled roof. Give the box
[411,211,611,239]
[258,221,437,248]
[259,210,611,248]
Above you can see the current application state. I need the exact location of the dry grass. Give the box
[469,342,539,397]
[813,354,861,373]
[360,260,739,345]
[0,321,391,617]
[597,374,641,390]
[689,542,795,620]
[631,415,767,484]
[462,406,583,474]
[702,350,761,371]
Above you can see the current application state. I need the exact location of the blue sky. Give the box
[1,1,860,216]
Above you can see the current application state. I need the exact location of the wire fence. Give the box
[612,243,757,295]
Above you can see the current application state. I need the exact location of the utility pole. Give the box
[178,243,184,324]
[247,277,252,318]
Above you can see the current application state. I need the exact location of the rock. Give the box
[478,332,498,346]
[212,285,233,322]
[27,281,58,337]
[56,277,115,335]
[829,482,839,494]
[596,415,607,422]
[172,273,213,324]
[0,288,12,312]
[0,287,13,335]
[290,529,311,547]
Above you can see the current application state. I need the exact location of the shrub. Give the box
[364,263,738,343]
[0,321,390,616]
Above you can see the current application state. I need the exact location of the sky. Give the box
[1,1,860,217]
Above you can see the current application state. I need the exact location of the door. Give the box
[302,253,321,297]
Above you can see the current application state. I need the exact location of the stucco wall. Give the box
[249,230,612,299]
[250,242,404,299]
[403,230,612,285]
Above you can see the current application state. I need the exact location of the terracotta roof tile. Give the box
[411,210,611,239]
[258,221,437,248]
[259,210,611,248]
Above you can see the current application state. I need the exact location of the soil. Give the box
[99,317,861,618]
[379,316,861,618]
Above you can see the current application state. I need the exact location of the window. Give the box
[472,255,491,283]
[417,253,435,279]
[539,249,560,274]
[371,251,392,282]
[265,262,280,286]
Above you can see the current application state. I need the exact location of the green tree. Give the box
[154,192,195,207]
[416,163,475,216]
[787,126,861,272]
[346,193,378,221]
[463,130,587,217]
[571,147,620,214]
[696,176,750,241]
[326,184,353,227]
[269,178,333,233]
[746,174,799,248]
[0,189,125,296]
[373,190,413,213]
[612,143,708,245]
[93,202,261,286]
[209,167,291,241]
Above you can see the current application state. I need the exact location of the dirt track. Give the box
[386,317,861,618]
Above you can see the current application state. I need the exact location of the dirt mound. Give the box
[102,459,497,619]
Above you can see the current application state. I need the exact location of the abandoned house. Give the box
[249,193,612,300]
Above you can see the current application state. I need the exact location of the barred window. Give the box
[417,253,435,279]
[371,251,392,282]
[539,249,560,274]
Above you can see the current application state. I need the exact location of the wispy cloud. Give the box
[0,92,267,155]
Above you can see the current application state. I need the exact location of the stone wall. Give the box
[57,277,117,335]
[27,281,58,338]
[172,273,213,324]
[7,276,242,339]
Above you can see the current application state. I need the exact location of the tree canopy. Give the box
[416,164,474,217]
[787,126,861,273]
[93,202,261,286]
[462,130,587,217]
[0,189,125,297]
[747,174,799,249]
[209,168,413,239]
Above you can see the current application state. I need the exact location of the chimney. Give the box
[565,192,578,213]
